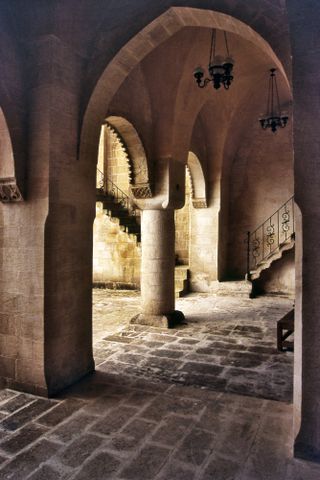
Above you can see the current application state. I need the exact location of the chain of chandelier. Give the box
[193,29,289,133]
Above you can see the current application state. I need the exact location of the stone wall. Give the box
[93,203,141,288]
[226,118,294,285]
[104,127,131,196]
[96,125,132,197]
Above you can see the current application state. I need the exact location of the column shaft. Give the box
[141,209,175,314]
[131,209,184,328]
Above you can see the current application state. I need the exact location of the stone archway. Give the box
[93,118,143,289]
[79,6,289,171]
[76,6,294,410]
[0,108,23,202]
[105,116,152,199]
[187,151,207,208]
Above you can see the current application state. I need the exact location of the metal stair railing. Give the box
[247,196,295,276]
[96,168,138,217]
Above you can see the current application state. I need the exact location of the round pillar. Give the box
[131,209,184,328]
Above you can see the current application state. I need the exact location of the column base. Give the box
[294,440,320,463]
[130,310,185,328]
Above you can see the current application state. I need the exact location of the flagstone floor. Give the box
[0,290,319,479]
[93,290,294,402]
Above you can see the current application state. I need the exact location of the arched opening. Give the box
[73,7,296,462]
[0,108,22,202]
[0,0,319,474]
[79,6,288,168]
[92,117,148,359]
[106,116,151,196]
[187,152,207,208]
[93,120,142,291]
[77,3,294,381]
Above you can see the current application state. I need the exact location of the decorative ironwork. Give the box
[252,238,261,258]
[247,196,295,275]
[259,68,288,133]
[194,29,234,91]
[282,207,290,232]
[96,168,138,216]
[266,224,275,246]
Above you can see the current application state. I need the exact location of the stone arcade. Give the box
[0,1,320,478]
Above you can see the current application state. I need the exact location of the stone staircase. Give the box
[96,189,141,242]
[249,235,294,281]
[247,196,295,283]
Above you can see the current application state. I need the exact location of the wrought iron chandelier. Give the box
[193,29,234,90]
[259,68,288,133]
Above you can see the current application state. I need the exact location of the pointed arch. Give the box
[79,6,290,176]
[187,151,207,208]
[0,108,23,202]
[106,116,151,198]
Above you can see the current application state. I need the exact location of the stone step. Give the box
[98,195,141,244]
[208,280,253,297]
[175,266,189,298]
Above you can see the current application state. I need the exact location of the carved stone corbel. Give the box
[131,183,153,199]
[0,177,23,202]
[192,197,207,208]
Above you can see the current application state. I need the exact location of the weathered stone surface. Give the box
[0,393,34,414]
[0,391,17,404]
[93,290,293,402]
[1,399,56,431]
[120,445,170,479]
[122,418,156,443]
[123,390,156,408]
[70,451,120,480]
[151,415,190,446]
[27,464,61,480]
[57,433,104,467]
[140,395,200,422]
[0,423,48,454]
[202,455,241,480]
[0,439,60,480]
[0,366,318,480]
[47,412,97,443]
[36,399,84,427]
[90,405,138,435]
[158,461,196,480]
[175,428,215,466]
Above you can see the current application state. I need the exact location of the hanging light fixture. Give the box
[259,68,288,133]
[193,29,234,90]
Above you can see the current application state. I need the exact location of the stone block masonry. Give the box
[93,203,141,287]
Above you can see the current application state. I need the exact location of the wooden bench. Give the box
[277,309,294,352]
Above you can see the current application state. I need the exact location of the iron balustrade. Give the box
[247,196,295,276]
[96,168,138,216]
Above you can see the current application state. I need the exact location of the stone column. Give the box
[287,0,320,463]
[131,209,184,328]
